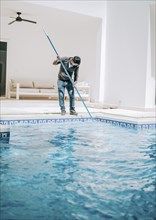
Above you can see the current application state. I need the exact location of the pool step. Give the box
[0,126,10,144]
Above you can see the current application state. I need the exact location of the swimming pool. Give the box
[0,121,156,220]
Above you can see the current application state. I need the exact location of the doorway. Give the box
[0,41,7,97]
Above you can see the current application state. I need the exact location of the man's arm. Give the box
[74,67,79,86]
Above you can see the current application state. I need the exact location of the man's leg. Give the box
[57,80,66,115]
[66,82,78,115]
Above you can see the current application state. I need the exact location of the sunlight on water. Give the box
[0,122,156,220]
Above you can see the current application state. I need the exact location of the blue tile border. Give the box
[0,117,91,126]
[0,117,155,129]
[94,117,156,129]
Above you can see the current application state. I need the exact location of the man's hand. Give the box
[53,56,60,65]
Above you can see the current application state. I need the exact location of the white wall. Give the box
[103,1,155,109]
[145,10,155,108]
[1,1,102,100]
[1,0,155,109]
[26,0,106,102]
[149,2,156,106]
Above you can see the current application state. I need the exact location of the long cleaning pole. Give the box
[43,30,93,119]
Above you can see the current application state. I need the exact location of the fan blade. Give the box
[22,19,37,24]
[8,20,16,25]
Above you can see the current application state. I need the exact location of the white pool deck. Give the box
[0,99,155,125]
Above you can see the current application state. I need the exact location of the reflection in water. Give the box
[48,128,79,186]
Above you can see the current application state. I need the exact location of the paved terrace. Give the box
[0,99,155,125]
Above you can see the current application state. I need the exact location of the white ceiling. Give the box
[26,0,106,18]
[1,0,101,31]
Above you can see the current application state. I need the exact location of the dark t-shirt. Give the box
[56,57,79,82]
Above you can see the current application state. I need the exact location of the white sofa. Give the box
[8,79,91,101]
[8,79,58,100]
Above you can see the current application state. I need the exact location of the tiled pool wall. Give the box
[1,117,155,143]
[0,117,155,129]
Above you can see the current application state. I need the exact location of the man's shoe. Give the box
[70,110,78,116]
[61,110,66,116]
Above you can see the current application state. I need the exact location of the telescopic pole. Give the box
[43,30,93,120]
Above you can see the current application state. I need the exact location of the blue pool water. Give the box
[0,121,156,220]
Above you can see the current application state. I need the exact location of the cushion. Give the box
[11,79,34,88]
[19,89,39,93]
[33,81,55,89]
[39,89,57,93]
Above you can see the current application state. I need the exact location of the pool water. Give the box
[0,122,156,220]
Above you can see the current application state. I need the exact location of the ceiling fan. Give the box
[8,12,37,25]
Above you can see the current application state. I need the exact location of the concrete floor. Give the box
[0,99,155,124]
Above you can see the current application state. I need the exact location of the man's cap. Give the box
[73,56,81,65]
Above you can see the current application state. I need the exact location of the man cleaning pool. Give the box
[53,56,81,116]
